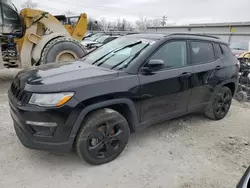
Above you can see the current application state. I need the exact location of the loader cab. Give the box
[54,15,69,25]
[0,0,23,37]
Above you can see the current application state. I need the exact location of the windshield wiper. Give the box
[110,56,132,70]
[92,41,143,66]
[92,50,115,65]
[111,43,150,70]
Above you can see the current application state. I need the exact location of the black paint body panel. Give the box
[8,34,239,152]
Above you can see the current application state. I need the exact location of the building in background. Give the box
[146,22,250,43]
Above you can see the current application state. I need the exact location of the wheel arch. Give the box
[70,98,139,146]
[223,82,236,96]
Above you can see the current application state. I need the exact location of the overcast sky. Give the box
[13,0,250,25]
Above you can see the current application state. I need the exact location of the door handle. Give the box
[179,72,192,78]
[215,66,222,70]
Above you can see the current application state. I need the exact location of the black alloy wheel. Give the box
[205,86,232,120]
[213,89,231,119]
[88,123,124,159]
[76,108,130,165]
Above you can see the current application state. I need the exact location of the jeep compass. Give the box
[9,34,239,165]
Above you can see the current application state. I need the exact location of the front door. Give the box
[138,40,193,125]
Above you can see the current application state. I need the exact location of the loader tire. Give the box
[40,37,86,65]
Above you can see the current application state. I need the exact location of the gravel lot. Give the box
[0,81,249,188]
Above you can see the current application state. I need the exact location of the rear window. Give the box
[191,41,215,64]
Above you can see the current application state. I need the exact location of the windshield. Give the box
[82,37,154,70]
[230,42,249,50]
[96,36,109,43]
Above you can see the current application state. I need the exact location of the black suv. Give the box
[9,34,238,165]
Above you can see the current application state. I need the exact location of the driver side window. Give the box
[150,41,187,69]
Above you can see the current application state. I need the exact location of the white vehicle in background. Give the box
[82,35,119,52]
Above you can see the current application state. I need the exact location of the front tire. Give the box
[204,86,232,120]
[76,108,130,165]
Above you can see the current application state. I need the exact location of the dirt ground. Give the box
[0,81,249,188]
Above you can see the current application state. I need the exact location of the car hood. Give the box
[15,61,118,92]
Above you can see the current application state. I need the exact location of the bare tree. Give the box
[120,19,134,31]
[135,16,150,31]
[21,0,38,9]
[106,21,116,31]
[149,18,162,27]
[99,18,107,31]
[116,18,122,31]
[87,17,100,31]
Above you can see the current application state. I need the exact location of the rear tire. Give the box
[76,108,130,165]
[204,86,232,120]
[40,37,86,65]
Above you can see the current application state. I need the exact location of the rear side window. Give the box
[191,41,215,64]
[214,43,223,58]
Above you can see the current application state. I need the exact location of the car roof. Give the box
[167,33,227,44]
[125,33,227,44]
[124,34,165,40]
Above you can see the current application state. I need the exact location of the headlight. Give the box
[29,92,74,107]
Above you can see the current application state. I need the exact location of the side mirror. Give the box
[148,59,165,69]
[141,59,165,74]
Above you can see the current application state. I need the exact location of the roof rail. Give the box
[168,33,220,39]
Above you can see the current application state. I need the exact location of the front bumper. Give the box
[13,121,73,152]
[9,90,83,153]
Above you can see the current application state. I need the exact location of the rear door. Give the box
[188,40,225,111]
[138,40,193,125]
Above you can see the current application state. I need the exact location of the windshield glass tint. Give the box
[83,37,154,69]
[230,42,249,50]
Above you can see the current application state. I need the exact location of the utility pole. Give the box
[161,15,167,26]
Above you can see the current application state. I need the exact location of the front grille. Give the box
[10,83,29,104]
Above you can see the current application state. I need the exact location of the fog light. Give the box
[26,121,57,127]
[26,121,57,136]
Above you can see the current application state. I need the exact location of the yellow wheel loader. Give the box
[0,0,87,68]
